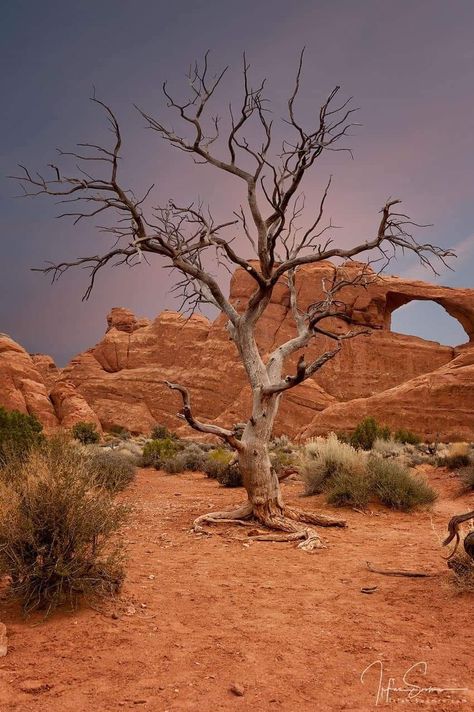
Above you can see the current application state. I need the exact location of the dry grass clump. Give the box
[202,448,242,487]
[448,554,474,593]
[299,434,436,511]
[0,439,127,615]
[438,442,472,470]
[372,437,404,458]
[460,465,474,491]
[367,457,437,511]
[86,449,137,493]
[300,433,367,495]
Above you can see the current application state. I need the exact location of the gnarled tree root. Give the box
[192,502,346,551]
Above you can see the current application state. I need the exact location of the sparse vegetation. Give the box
[438,442,472,470]
[460,466,474,491]
[371,437,404,459]
[367,457,437,511]
[300,434,367,495]
[108,425,131,440]
[161,442,206,474]
[350,417,390,450]
[72,421,100,445]
[142,438,181,469]
[151,424,179,441]
[87,449,137,493]
[202,448,242,487]
[0,407,44,465]
[269,436,298,475]
[448,554,474,593]
[394,428,421,445]
[299,433,436,510]
[0,439,127,614]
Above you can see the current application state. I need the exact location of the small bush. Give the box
[460,466,474,491]
[87,449,136,493]
[202,448,242,487]
[300,433,366,495]
[438,442,472,470]
[108,425,131,440]
[368,457,437,511]
[350,417,390,450]
[142,438,181,469]
[269,439,298,475]
[326,472,371,509]
[448,553,474,593]
[0,440,127,614]
[372,437,404,459]
[150,424,179,441]
[72,421,100,445]
[0,407,44,465]
[161,443,206,474]
[394,428,421,445]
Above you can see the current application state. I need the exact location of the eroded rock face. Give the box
[0,334,58,429]
[1,262,474,440]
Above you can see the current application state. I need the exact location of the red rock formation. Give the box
[0,334,58,429]
[2,263,473,440]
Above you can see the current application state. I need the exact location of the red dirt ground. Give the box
[0,466,473,711]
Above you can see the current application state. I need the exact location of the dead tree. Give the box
[12,52,454,550]
[444,512,474,560]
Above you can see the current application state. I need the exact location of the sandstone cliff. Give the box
[1,263,473,440]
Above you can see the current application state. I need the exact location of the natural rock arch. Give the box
[384,290,473,345]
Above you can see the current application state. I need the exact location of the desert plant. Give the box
[372,437,404,459]
[460,466,474,491]
[87,449,137,493]
[202,448,242,486]
[438,442,471,470]
[0,407,44,465]
[142,437,181,469]
[393,428,421,445]
[300,433,367,495]
[161,442,206,474]
[448,554,474,593]
[368,456,437,511]
[108,425,131,440]
[0,440,127,614]
[72,421,100,445]
[350,417,390,450]
[150,424,179,441]
[326,472,371,509]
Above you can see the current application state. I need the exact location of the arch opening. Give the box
[388,297,469,347]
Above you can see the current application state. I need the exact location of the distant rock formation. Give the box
[1,262,474,440]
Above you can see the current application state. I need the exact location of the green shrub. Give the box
[326,472,371,509]
[460,466,474,491]
[72,421,100,445]
[350,417,390,450]
[87,449,136,493]
[108,425,131,440]
[0,407,44,465]
[394,428,421,445]
[0,440,127,614]
[142,438,181,469]
[440,453,471,469]
[368,457,437,511]
[150,424,179,441]
[202,448,242,487]
[299,434,367,495]
[161,443,206,474]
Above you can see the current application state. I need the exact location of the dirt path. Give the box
[0,467,473,711]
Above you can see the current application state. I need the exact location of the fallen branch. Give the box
[366,561,439,578]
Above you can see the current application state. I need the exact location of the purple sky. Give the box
[1,0,473,364]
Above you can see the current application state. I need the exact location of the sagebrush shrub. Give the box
[0,407,44,465]
[438,442,472,470]
[142,438,181,469]
[368,456,437,511]
[150,424,179,441]
[202,448,242,486]
[0,440,127,614]
[87,449,137,493]
[393,428,421,445]
[460,466,474,491]
[72,421,100,445]
[326,472,371,509]
[300,433,366,495]
[161,443,206,473]
[371,437,404,459]
[350,417,390,450]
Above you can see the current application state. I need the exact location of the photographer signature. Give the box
[360,660,468,705]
